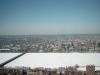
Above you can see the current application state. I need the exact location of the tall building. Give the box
[86,65,95,75]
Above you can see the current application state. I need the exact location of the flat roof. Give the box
[0,53,99,71]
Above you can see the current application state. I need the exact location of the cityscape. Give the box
[0,34,100,53]
[0,65,100,75]
[0,0,100,75]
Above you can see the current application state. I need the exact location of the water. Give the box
[0,53,99,70]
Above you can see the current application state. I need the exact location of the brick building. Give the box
[0,65,100,75]
[86,65,95,75]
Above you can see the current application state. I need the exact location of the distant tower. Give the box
[86,65,95,75]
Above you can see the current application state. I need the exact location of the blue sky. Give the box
[0,0,100,35]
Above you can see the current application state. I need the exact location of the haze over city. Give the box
[0,0,100,35]
[0,0,100,75]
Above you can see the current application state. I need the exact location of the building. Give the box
[86,65,95,75]
[0,65,100,75]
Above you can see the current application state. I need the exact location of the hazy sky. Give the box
[0,0,100,35]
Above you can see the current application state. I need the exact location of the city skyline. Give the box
[0,0,100,35]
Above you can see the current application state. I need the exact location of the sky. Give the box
[0,0,100,35]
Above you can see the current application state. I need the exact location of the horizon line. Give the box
[0,33,100,36]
